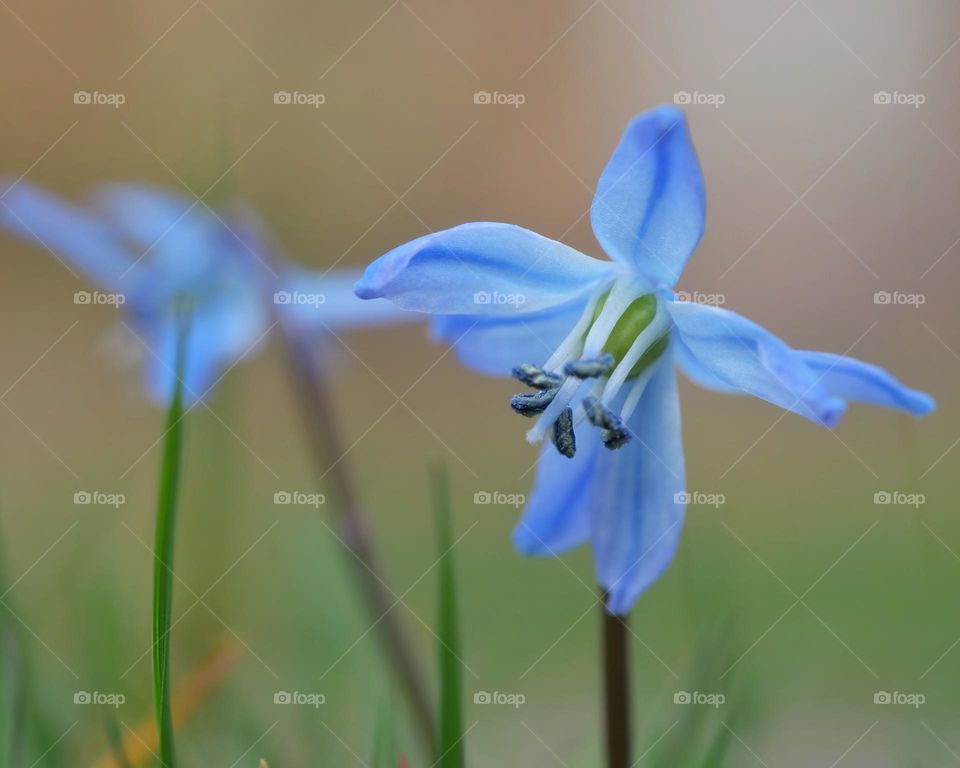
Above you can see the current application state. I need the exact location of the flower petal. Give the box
[0,181,131,289]
[139,294,267,405]
[588,358,686,615]
[97,183,243,286]
[430,298,587,377]
[668,300,846,427]
[590,106,706,287]
[512,419,600,556]
[356,222,617,315]
[280,267,423,331]
[798,351,935,416]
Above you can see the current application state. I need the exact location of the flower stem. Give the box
[601,593,631,768]
[279,323,436,756]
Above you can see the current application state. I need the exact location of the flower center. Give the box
[509,282,670,458]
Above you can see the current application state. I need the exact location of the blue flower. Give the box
[1,181,413,404]
[355,105,935,614]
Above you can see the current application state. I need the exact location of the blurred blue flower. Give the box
[356,105,935,614]
[1,181,411,405]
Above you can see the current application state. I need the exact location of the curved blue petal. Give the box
[356,222,617,315]
[97,183,243,287]
[668,300,846,427]
[588,358,686,615]
[0,181,131,289]
[430,298,586,377]
[280,267,422,331]
[139,291,267,405]
[798,351,935,416]
[512,417,600,556]
[96,183,195,248]
[590,106,706,287]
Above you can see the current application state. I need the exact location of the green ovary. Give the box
[587,292,668,379]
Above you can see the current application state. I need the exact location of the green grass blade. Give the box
[102,710,132,768]
[152,312,189,768]
[371,699,398,768]
[431,465,464,768]
[0,628,23,768]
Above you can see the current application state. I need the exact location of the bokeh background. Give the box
[0,1,958,765]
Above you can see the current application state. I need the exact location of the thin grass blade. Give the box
[431,465,464,768]
[152,310,189,768]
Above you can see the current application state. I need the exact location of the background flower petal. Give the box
[590,106,706,287]
[355,222,617,315]
[0,181,132,289]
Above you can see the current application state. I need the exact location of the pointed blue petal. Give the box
[430,298,586,377]
[0,181,131,289]
[356,222,617,315]
[798,351,935,416]
[591,106,706,287]
[512,409,600,556]
[279,267,422,331]
[668,300,846,427]
[588,359,686,615]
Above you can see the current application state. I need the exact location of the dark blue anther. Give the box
[563,353,615,379]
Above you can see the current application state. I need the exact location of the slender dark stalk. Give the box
[601,594,631,768]
[280,323,436,756]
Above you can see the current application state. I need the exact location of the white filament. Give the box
[600,300,669,406]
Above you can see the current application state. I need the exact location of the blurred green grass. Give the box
[0,340,954,766]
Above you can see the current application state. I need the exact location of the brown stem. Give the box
[601,593,631,768]
[280,323,437,756]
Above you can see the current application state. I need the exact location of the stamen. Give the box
[542,288,609,372]
[600,301,670,406]
[580,280,645,358]
[551,407,576,458]
[527,281,645,447]
[619,358,660,423]
[601,427,631,450]
[564,354,615,379]
[526,376,583,444]
[582,395,632,451]
[510,387,559,417]
[511,363,562,390]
